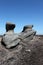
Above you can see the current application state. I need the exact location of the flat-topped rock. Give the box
[6,22,15,32]
[24,25,33,28]
[22,25,33,32]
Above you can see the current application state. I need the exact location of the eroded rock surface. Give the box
[0,36,43,65]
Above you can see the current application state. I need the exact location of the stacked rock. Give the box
[1,22,20,48]
[19,25,36,41]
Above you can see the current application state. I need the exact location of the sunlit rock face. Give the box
[1,22,20,48]
[19,25,36,42]
[1,22,36,48]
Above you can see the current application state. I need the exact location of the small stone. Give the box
[26,49,31,52]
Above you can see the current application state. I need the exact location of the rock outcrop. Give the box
[0,35,43,65]
[1,22,36,48]
[0,22,43,65]
[1,22,20,48]
[19,25,36,42]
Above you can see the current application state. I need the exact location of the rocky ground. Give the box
[0,35,43,65]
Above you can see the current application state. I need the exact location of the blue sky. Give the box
[0,0,43,35]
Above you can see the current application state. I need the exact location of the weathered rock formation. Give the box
[19,25,36,42]
[1,22,36,48]
[0,22,43,65]
[1,22,20,48]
